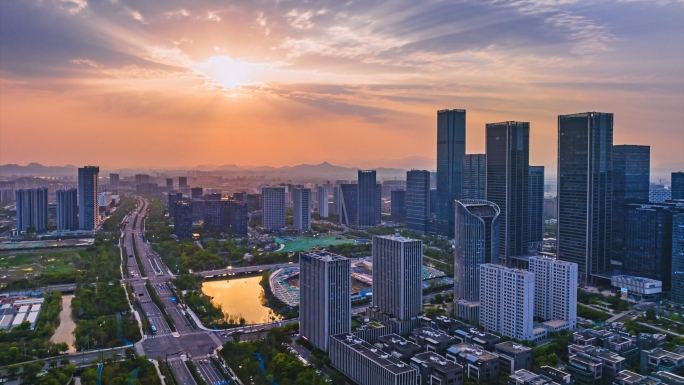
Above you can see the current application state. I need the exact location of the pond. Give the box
[276,234,354,253]
[202,276,283,325]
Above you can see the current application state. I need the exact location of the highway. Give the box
[199,263,295,278]
[124,198,229,385]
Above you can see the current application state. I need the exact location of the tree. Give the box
[646,307,657,322]
[6,364,20,377]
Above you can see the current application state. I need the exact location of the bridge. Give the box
[199,263,296,278]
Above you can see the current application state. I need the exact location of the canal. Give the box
[202,275,283,325]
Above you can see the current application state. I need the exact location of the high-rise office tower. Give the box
[299,250,351,352]
[672,213,684,305]
[372,235,423,320]
[228,201,248,236]
[486,121,530,262]
[317,186,329,218]
[109,173,119,190]
[166,178,173,190]
[672,172,684,200]
[557,112,613,284]
[623,202,684,292]
[78,166,100,230]
[339,184,358,226]
[612,145,650,261]
[358,170,378,227]
[262,187,286,231]
[293,188,311,231]
[454,200,500,302]
[529,166,545,248]
[430,189,437,216]
[15,188,48,232]
[191,187,203,199]
[174,201,193,239]
[134,174,150,184]
[479,264,535,341]
[178,176,188,188]
[203,199,229,232]
[375,183,382,224]
[56,189,78,231]
[463,154,486,200]
[436,109,466,237]
[332,185,341,215]
[391,190,406,222]
[406,170,431,233]
[529,256,578,329]
[168,191,184,219]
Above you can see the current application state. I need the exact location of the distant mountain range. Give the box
[0,163,78,177]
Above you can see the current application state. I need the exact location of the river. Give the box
[202,276,283,325]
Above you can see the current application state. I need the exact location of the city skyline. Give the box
[1,1,683,170]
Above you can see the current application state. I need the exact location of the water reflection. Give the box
[202,276,283,324]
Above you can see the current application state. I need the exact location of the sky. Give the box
[1,0,683,171]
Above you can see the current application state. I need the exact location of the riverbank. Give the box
[51,294,76,353]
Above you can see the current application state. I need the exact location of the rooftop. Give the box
[332,333,417,375]
[496,341,532,355]
[411,352,463,374]
[377,334,421,356]
[645,348,684,361]
[375,234,421,243]
[616,371,661,385]
[300,250,347,262]
[448,343,499,362]
[412,327,456,343]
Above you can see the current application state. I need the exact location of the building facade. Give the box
[623,203,684,292]
[391,190,406,222]
[454,200,500,302]
[372,235,423,320]
[557,112,613,284]
[672,173,684,200]
[612,145,650,262]
[436,109,466,237]
[78,166,100,230]
[486,121,530,262]
[56,188,78,231]
[479,264,535,341]
[463,154,486,200]
[358,170,379,227]
[340,184,358,226]
[174,201,193,239]
[299,251,351,352]
[262,187,286,231]
[529,256,578,329]
[317,186,329,218]
[293,188,311,231]
[178,176,187,188]
[673,213,684,305]
[15,188,49,232]
[406,170,431,233]
[529,166,545,248]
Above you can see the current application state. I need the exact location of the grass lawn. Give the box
[0,250,85,279]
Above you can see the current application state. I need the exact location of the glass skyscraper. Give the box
[339,184,358,226]
[406,170,431,233]
[672,212,684,305]
[454,199,500,302]
[391,190,406,222]
[78,166,100,230]
[358,170,378,227]
[529,166,545,248]
[486,121,530,262]
[462,154,486,200]
[623,202,684,292]
[436,109,466,237]
[56,188,78,231]
[612,145,650,261]
[672,172,684,200]
[557,112,612,284]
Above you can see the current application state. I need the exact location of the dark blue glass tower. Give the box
[672,212,684,305]
[612,145,650,261]
[358,170,378,227]
[486,121,530,262]
[557,112,613,284]
[529,166,544,248]
[406,170,431,233]
[436,109,466,237]
[624,202,684,292]
[391,190,406,221]
[672,172,684,200]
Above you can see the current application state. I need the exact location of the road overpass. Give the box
[199,263,296,278]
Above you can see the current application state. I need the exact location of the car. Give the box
[316,370,322,375]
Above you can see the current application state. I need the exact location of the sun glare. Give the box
[194,56,255,89]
